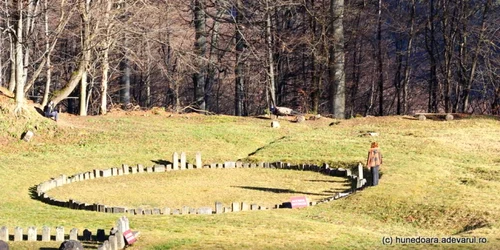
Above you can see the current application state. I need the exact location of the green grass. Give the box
[0,109,499,249]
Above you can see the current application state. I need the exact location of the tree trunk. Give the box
[41,7,52,108]
[193,0,206,111]
[266,0,276,108]
[328,0,345,118]
[234,0,245,116]
[402,0,415,115]
[206,9,223,112]
[79,0,91,116]
[100,0,113,115]
[426,0,439,113]
[461,0,490,113]
[310,0,320,114]
[120,57,131,106]
[14,0,26,114]
[376,0,384,116]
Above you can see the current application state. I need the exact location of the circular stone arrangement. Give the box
[34,152,367,215]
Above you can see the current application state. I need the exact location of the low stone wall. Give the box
[0,217,134,250]
[34,152,367,215]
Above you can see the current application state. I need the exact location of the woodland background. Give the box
[0,0,499,118]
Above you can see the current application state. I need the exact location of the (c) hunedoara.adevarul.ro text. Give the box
[381,236,488,245]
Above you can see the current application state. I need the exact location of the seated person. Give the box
[43,101,58,121]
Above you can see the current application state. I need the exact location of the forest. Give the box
[1,0,498,117]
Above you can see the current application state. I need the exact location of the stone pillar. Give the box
[231,202,240,212]
[241,202,249,211]
[195,152,202,168]
[109,235,118,250]
[103,240,110,250]
[357,163,364,180]
[162,207,171,215]
[42,226,51,241]
[122,164,130,175]
[56,226,64,241]
[0,226,8,242]
[27,226,37,241]
[70,228,78,240]
[14,227,22,241]
[116,229,125,249]
[172,152,179,170]
[215,202,223,214]
[180,152,186,170]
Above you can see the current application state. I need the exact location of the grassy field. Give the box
[1,98,499,249]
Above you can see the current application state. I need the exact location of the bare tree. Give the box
[328,0,345,118]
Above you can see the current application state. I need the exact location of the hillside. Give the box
[0,94,499,249]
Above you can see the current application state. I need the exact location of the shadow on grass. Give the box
[306,179,350,183]
[29,185,40,200]
[152,159,173,166]
[246,136,288,157]
[232,186,331,196]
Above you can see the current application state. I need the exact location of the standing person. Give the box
[366,142,383,186]
[44,101,59,122]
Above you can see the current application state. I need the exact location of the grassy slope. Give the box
[0,105,499,249]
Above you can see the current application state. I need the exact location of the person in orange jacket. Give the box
[366,142,383,186]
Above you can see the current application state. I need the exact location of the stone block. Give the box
[181,206,190,215]
[154,165,165,173]
[94,169,101,178]
[162,207,171,215]
[109,235,118,250]
[56,226,64,241]
[130,166,137,174]
[197,207,213,215]
[83,229,92,241]
[137,164,144,173]
[96,229,106,242]
[27,226,36,241]
[215,202,223,214]
[241,202,249,211]
[22,130,34,142]
[172,152,179,170]
[122,164,130,175]
[41,226,50,241]
[0,226,8,242]
[180,152,186,170]
[231,202,240,212]
[14,227,22,241]
[101,169,112,178]
[195,152,202,168]
[69,228,78,240]
[271,121,280,128]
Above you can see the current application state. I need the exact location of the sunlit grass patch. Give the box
[45,168,350,209]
